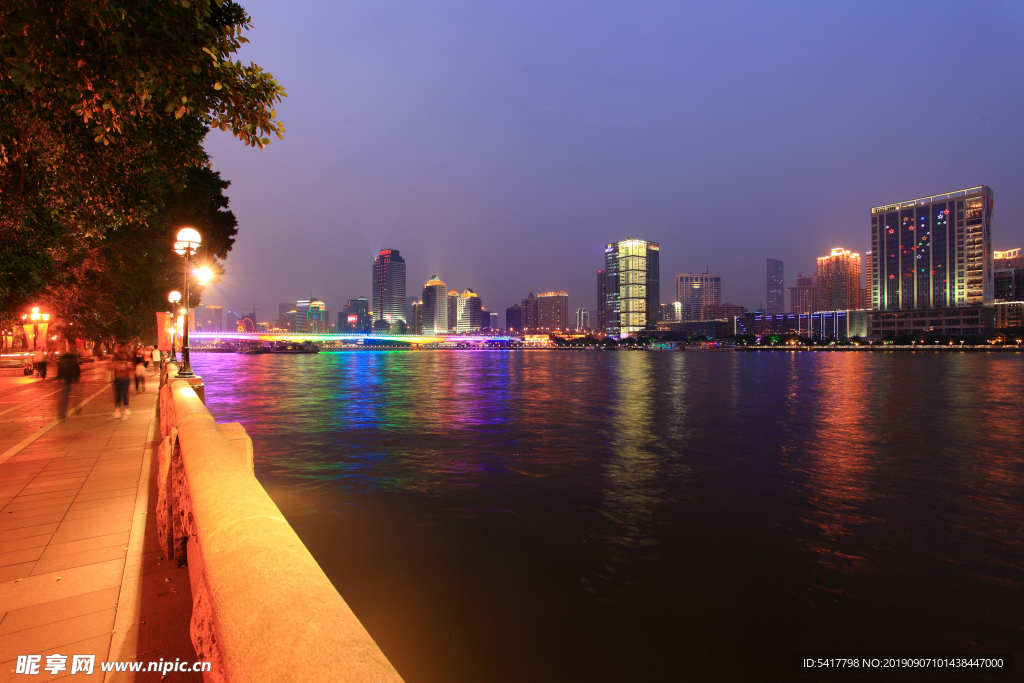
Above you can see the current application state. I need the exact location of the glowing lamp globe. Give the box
[193,266,214,284]
[173,227,202,255]
[168,290,182,304]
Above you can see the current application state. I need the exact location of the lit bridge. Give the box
[189,331,520,345]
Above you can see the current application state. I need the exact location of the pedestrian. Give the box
[112,344,132,419]
[134,355,146,392]
[143,346,152,369]
[56,349,80,419]
[34,347,47,379]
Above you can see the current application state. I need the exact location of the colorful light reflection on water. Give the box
[191,350,1024,681]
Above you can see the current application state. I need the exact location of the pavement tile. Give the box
[63,502,134,523]
[0,586,119,636]
[0,632,112,683]
[0,562,35,583]
[49,518,132,546]
[0,558,123,612]
[73,488,136,504]
[32,545,127,577]
[0,547,44,569]
[0,535,50,554]
[0,609,115,664]
[0,496,75,515]
[0,512,67,533]
[0,504,68,522]
[36,533,129,561]
[0,524,59,543]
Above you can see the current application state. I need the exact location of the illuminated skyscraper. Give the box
[342,297,370,332]
[816,248,862,312]
[410,300,424,335]
[596,270,607,331]
[575,308,590,331]
[538,291,569,331]
[521,292,538,331]
[870,186,994,310]
[421,276,448,334]
[766,259,784,315]
[604,239,660,337]
[505,304,522,333]
[674,273,719,320]
[447,290,459,332]
[194,305,222,332]
[372,249,407,324]
[457,289,483,332]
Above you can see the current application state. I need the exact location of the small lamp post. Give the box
[168,291,182,361]
[173,227,202,377]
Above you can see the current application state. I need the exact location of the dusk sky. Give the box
[201,1,1024,324]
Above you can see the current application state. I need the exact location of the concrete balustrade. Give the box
[155,369,403,682]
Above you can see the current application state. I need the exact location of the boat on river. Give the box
[272,341,320,354]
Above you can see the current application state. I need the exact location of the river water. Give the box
[190,350,1023,681]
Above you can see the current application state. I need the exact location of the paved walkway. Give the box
[0,365,166,681]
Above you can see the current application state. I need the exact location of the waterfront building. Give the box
[993,249,1024,301]
[194,305,222,332]
[410,300,424,334]
[734,310,867,341]
[674,273,718,320]
[480,307,491,331]
[702,303,748,319]
[866,306,994,338]
[596,270,607,332]
[657,319,733,339]
[296,298,327,334]
[447,290,459,332]
[457,289,483,332]
[994,248,1023,270]
[575,308,590,331]
[870,186,994,310]
[278,303,292,329]
[421,276,448,334]
[342,297,371,333]
[789,274,818,314]
[489,311,499,330]
[816,248,862,312]
[281,310,296,332]
[372,249,407,324]
[605,239,660,337]
[766,259,785,315]
[538,291,569,331]
[521,293,539,332]
[224,309,240,333]
[994,302,1023,329]
[236,309,258,333]
[506,304,522,333]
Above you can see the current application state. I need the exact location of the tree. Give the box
[0,0,284,313]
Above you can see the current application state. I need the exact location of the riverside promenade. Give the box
[0,364,197,681]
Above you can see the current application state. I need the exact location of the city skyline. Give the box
[196,2,1024,327]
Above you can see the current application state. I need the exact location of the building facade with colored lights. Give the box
[372,249,407,324]
[605,239,660,337]
[421,276,448,334]
[870,186,994,310]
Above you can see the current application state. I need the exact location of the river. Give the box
[189,350,1023,681]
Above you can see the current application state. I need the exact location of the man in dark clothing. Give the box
[56,351,81,419]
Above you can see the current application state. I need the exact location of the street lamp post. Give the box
[167,291,182,362]
[173,228,202,378]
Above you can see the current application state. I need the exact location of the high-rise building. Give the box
[674,273,720,320]
[766,259,784,315]
[447,290,459,332]
[506,304,522,333]
[605,239,660,337]
[537,291,569,331]
[790,274,818,314]
[596,270,607,332]
[816,248,862,312]
[575,308,590,331]
[457,289,483,332]
[372,249,407,324]
[421,276,448,334]
[194,305,222,332]
[480,307,490,331]
[870,186,994,310]
[521,292,539,331]
[994,248,1023,270]
[277,303,292,330]
[410,300,424,334]
[489,311,499,330]
[342,297,370,332]
[225,309,240,333]
[993,248,1024,302]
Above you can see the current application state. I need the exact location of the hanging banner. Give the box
[156,312,173,351]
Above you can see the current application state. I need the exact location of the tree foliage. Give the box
[0,0,283,327]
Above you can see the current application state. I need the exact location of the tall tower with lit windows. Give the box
[603,239,660,337]
[372,249,407,324]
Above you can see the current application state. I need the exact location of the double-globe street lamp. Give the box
[173,228,203,378]
[167,290,182,362]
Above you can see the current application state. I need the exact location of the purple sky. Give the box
[201,1,1024,324]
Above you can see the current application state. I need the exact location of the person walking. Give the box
[34,347,47,379]
[134,354,146,392]
[112,345,132,418]
[56,350,81,418]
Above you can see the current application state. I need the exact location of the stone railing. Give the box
[157,367,403,682]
